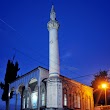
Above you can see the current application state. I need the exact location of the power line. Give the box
[13,48,98,81]
[0,18,24,41]
[16,47,105,81]
[0,18,80,77]
[73,70,110,80]
[73,73,94,79]
[13,48,49,69]
[1,18,108,81]
[0,19,16,32]
[24,47,80,76]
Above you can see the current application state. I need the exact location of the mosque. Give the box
[9,5,94,110]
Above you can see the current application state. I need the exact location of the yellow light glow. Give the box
[101,83,107,89]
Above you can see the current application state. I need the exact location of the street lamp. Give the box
[101,83,108,105]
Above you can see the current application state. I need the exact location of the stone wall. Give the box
[60,75,94,110]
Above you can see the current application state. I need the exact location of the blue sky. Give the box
[0,1,110,106]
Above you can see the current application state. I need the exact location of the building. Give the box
[94,105,110,110]
[9,5,94,110]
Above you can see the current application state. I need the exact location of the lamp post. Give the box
[101,83,108,105]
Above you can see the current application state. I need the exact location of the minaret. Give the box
[47,5,62,109]
[48,5,60,77]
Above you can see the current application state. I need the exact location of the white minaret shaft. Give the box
[47,5,60,77]
[47,5,62,109]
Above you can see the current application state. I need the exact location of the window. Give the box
[74,93,77,108]
[27,97,29,108]
[31,91,38,109]
[88,97,91,110]
[85,96,91,110]
[85,95,88,109]
[22,90,26,109]
[64,94,67,106]
[77,94,80,108]
[74,93,80,108]
[63,88,67,106]
[29,80,38,109]
[41,93,45,106]
[41,83,46,106]
[22,89,30,109]
[41,87,45,106]
[22,97,25,109]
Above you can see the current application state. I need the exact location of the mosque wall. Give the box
[9,67,94,110]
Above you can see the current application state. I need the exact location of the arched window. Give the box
[41,91,45,106]
[85,95,88,110]
[27,92,30,108]
[88,96,91,110]
[29,78,38,109]
[22,95,25,109]
[63,88,67,106]
[64,94,67,106]
[77,93,81,108]
[22,90,26,109]
[22,89,30,109]
[18,85,25,110]
[74,93,77,108]
[73,93,80,108]
[31,85,38,109]
[31,91,38,109]
[41,84,46,106]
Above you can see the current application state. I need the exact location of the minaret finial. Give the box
[48,5,59,30]
[51,5,54,12]
[50,5,56,20]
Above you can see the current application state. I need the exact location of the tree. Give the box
[0,60,20,110]
[91,70,110,106]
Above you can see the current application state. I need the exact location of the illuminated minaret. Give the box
[48,5,60,77]
[47,5,62,109]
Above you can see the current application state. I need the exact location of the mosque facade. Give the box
[9,5,94,110]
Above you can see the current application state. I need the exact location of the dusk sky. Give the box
[0,1,110,106]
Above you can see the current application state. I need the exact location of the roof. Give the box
[10,66,93,90]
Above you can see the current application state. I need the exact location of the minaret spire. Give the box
[50,5,56,21]
[51,5,54,12]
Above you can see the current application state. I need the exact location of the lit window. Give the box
[41,84,45,106]
[88,97,91,110]
[74,93,77,108]
[31,92,38,109]
[85,96,88,109]
[23,97,25,109]
[64,94,67,106]
[41,93,45,106]
[77,94,80,108]
[27,97,29,108]
[22,90,27,109]
[63,88,67,106]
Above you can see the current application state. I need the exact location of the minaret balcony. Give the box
[47,20,59,30]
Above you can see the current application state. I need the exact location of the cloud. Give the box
[61,52,72,59]
[61,65,78,71]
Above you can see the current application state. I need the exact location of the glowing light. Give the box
[32,94,37,101]
[101,83,107,89]
[31,92,38,109]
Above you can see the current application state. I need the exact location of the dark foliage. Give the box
[0,60,20,109]
[91,70,110,106]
